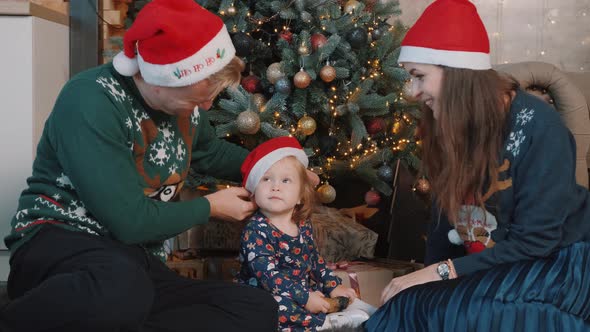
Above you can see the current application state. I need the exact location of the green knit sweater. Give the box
[4,63,248,259]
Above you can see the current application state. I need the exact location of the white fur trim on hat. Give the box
[448,229,463,245]
[138,25,236,87]
[245,147,309,193]
[398,46,491,70]
[113,51,140,76]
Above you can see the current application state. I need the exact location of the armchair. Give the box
[495,61,590,188]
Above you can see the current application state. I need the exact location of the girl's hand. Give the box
[380,263,440,305]
[329,285,358,299]
[304,291,330,314]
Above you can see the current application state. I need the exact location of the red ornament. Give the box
[278,30,293,44]
[365,189,381,206]
[241,75,261,93]
[311,33,328,51]
[366,117,386,135]
[364,0,377,12]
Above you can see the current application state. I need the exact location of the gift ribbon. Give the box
[329,261,361,298]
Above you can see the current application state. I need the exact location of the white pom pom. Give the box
[448,229,463,245]
[113,52,139,76]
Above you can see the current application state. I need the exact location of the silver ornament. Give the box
[266,62,285,85]
[237,110,260,135]
[275,77,292,94]
[377,164,394,182]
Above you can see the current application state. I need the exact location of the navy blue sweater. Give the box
[425,90,590,276]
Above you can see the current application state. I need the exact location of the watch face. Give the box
[437,263,449,279]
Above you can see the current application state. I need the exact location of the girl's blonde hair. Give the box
[285,156,317,222]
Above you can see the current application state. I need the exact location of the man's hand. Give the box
[329,285,358,299]
[304,291,330,314]
[380,263,440,305]
[205,187,256,221]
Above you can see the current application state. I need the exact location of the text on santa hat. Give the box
[172,48,226,80]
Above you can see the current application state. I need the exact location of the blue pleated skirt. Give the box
[365,241,590,331]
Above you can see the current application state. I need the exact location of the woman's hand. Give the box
[380,263,440,305]
[305,291,330,314]
[329,285,358,299]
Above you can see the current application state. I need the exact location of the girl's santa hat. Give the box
[113,0,236,87]
[398,0,491,70]
[241,137,309,193]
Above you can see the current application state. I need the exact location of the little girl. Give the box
[237,136,373,331]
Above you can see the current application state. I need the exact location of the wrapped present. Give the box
[311,206,378,263]
[332,260,422,307]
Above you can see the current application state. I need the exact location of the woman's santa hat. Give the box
[241,137,309,193]
[398,0,491,70]
[113,0,236,87]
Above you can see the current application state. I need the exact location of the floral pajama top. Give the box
[237,211,341,331]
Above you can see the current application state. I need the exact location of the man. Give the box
[1,1,278,331]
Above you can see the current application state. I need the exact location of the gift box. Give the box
[312,206,378,263]
[332,260,423,307]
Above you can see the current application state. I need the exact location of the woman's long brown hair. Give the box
[419,67,517,223]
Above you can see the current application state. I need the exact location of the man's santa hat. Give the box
[113,0,236,87]
[398,0,491,70]
[241,137,308,193]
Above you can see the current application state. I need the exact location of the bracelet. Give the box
[446,259,458,279]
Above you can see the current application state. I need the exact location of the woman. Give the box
[366,0,590,330]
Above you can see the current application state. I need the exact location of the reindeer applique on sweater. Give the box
[448,159,513,254]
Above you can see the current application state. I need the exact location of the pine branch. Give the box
[260,122,290,137]
[349,113,368,146]
[215,122,238,138]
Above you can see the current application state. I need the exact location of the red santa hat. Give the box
[112,0,236,87]
[241,137,309,193]
[398,0,491,70]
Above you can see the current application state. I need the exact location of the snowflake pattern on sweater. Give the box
[5,63,247,260]
[237,212,341,331]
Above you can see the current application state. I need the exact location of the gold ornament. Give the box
[266,62,284,85]
[415,177,431,194]
[294,70,312,89]
[298,44,311,56]
[317,183,337,204]
[298,115,317,136]
[252,93,267,112]
[236,110,260,135]
[344,0,361,13]
[319,65,336,83]
[226,5,237,16]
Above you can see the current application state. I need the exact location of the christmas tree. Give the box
[122,0,424,205]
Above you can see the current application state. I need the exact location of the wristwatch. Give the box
[437,261,450,280]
